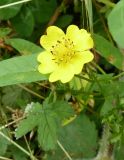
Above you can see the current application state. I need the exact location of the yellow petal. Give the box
[70,51,94,74]
[77,50,94,63]
[49,64,75,83]
[66,25,80,40]
[71,57,84,74]
[37,51,53,62]
[40,26,65,51]
[66,25,93,51]
[74,30,94,51]
[37,51,57,74]
[46,26,64,36]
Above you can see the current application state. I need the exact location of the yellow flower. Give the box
[37,25,94,83]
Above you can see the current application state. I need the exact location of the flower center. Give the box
[51,37,75,64]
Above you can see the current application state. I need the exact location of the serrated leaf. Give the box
[16,101,74,150]
[0,0,22,20]
[37,114,58,150]
[15,103,42,138]
[11,6,34,37]
[93,34,124,70]
[45,101,75,122]
[108,0,124,48]
[5,38,42,55]
[46,114,98,159]
[15,114,40,138]
[0,53,47,87]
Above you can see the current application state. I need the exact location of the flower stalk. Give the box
[94,124,114,160]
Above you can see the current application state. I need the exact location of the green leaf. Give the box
[99,81,124,115]
[37,113,58,150]
[114,141,124,160]
[100,97,114,116]
[55,15,73,28]
[29,0,57,23]
[2,85,31,107]
[15,101,74,150]
[93,34,124,70]
[0,27,12,38]
[101,81,124,98]
[46,114,98,159]
[0,53,47,87]
[45,100,75,122]
[11,6,34,37]
[0,0,22,20]
[108,0,124,48]
[10,145,28,160]
[15,103,45,138]
[5,38,42,55]
[59,114,98,158]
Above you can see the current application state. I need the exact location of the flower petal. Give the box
[37,51,57,74]
[70,51,94,74]
[66,25,80,39]
[49,64,75,83]
[40,26,65,51]
[74,30,94,51]
[71,58,84,74]
[66,25,93,51]
[77,50,94,63]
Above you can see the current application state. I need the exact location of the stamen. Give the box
[57,40,61,43]
[50,37,76,65]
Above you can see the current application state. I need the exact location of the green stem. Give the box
[91,72,103,92]
[94,124,113,160]
[99,125,110,154]
[0,131,34,158]
[57,140,73,160]
[0,156,13,160]
[91,61,106,75]
[0,0,32,9]
[18,84,45,99]
[24,136,35,160]
[113,72,124,80]
[0,117,25,131]
[75,75,93,82]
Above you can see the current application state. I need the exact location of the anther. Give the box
[57,40,61,43]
